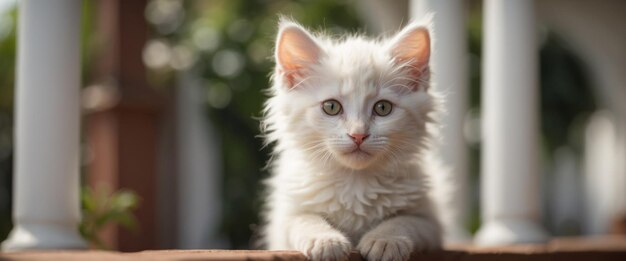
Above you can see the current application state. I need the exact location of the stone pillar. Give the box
[410,0,471,243]
[474,0,548,245]
[2,0,86,250]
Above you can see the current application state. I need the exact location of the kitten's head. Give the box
[264,19,435,171]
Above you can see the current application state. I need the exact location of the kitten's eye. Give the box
[373,100,393,116]
[322,99,342,116]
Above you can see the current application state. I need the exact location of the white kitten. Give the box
[261,18,443,261]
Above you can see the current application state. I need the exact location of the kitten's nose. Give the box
[348,133,369,145]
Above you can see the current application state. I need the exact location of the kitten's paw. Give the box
[300,234,352,261]
[357,235,413,261]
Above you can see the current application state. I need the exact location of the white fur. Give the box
[262,18,443,261]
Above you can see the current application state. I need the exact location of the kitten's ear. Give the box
[275,20,323,89]
[388,22,431,90]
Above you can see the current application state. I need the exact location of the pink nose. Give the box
[349,133,369,145]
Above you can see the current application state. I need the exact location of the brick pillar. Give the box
[85,0,163,251]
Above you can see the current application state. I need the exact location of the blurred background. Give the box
[0,0,624,251]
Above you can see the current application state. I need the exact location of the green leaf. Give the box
[79,186,141,249]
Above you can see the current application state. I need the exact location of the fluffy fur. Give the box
[261,18,443,261]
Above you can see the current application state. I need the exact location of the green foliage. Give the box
[539,33,595,154]
[0,153,11,242]
[0,3,17,244]
[0,5,16,147]
[79,186,139,250]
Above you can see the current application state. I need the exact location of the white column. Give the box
[474,0,548,245]
[2,0,86,251]
[613,119,626,232]
[550,147,581,235]
[176,73,223,248]
[410,0,471,243]
[583,111,617,234]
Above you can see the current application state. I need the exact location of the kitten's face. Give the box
[293,65,430,170]
[269,20,433,171]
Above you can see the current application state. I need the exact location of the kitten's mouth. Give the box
[337,147,376,170]
[345,147,371,156]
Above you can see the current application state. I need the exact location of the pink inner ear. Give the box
[390,27,431,90]
[276,25,322,88]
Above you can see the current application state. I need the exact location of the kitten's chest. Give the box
[288,173,425,238]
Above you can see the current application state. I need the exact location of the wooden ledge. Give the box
[1,236,625,261]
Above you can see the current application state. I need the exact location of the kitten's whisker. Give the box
[289,75,323,90]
